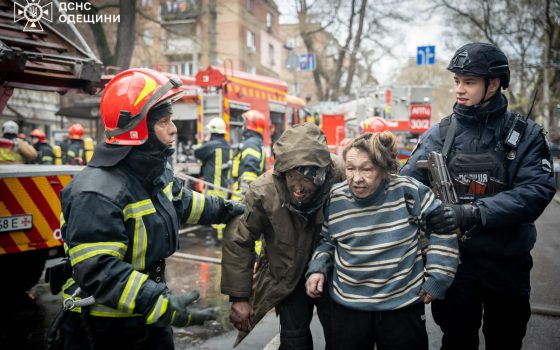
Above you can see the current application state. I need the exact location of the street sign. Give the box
[417,46,435,65]
[299,53,316,71]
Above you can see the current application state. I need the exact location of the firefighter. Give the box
[0,120,37,164]
[194,117,232,246]
[359,116,389,133]
[56,68,245,349]
[231,110,266,200]
[62,123,87,165]
[29,128,55,164]
[401,43,556,350]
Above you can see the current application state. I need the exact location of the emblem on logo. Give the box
[13,0,53,32]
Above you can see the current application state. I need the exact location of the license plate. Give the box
[0,215,33,233]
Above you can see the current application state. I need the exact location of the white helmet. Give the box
[2,120,19,135]
[206,117,226,134]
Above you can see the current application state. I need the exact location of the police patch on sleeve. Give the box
[541,158,552,173]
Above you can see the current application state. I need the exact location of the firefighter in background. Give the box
[359,116,389,134]
[62,123,85,165]
[0,120,37,164]
[56,68,245,349]
[29,128,55,164]
[194,117,232,246]
[231,110,266,200]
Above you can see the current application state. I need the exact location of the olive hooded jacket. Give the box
[221,123,344,346]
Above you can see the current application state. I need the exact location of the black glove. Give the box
[223,200,245,218]
[159,290,217,327]
[426,204,480,234]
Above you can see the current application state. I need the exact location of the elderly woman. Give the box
[305,131,459,350]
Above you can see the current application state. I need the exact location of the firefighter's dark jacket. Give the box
[32,142,54,164]
[401,93,555,257]
[194,134,231,187]
[60,155,243,319]
[233,130,265,183]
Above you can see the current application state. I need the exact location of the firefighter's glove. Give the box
[222,200,246,220]
[159,290,216,327]
[426,204,480,234]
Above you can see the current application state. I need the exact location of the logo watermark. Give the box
[13,0,120,32]
[13,0,53,32]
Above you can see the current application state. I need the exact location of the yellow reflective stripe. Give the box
[242,148,261,159]
[123,199,156,221]
[214,148,222,187]
[123,199,155,271]
[186,191,205,224]
[241,172,258,182]
[60,212,66,227]
[118,271,148,313]
[163,182,173,201]
[232,153,240,178]
[260,149,266,172]
[69,242,127,266]
[134,75,157,107]
[146,295,168,324]
[131,214,147,270]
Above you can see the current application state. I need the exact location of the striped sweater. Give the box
[306,175,459,311]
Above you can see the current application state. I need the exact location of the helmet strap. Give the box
[472,76,491,109]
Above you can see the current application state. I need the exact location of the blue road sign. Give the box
[299,53,316,71]
[417,46,435,65]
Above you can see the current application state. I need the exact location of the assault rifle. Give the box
[416,151,462,236]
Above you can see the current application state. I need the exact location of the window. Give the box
[246,30,256,53]
[266,13,273,32]
[142,28,153,46]
[246,0,253,12]
[268,43,275,67]
[247,65,256,74]
[141,0,152,7]
[286,36,302,49]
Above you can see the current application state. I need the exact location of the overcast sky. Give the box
[278,1,459,85]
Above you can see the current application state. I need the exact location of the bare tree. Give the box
[73,0,137,69]
[432,0,559,123]
[295,0,410,102]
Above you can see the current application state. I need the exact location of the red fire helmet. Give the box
[30,129,47,143]
[100,68,185,145]
[242,110,266,135]
[360,117,389,134]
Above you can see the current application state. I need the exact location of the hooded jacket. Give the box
[221,123,344,346]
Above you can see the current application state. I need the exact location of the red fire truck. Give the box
[0,1,103,293]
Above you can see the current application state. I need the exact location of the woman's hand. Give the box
[305,273,325,298]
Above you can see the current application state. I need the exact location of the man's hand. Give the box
[418,288,433,304]
[230,301,254,332]
[426,204,480,234]
[305,273,324,298]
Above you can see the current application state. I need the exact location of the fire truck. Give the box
[171,66,307,172]
[0,0,103,293]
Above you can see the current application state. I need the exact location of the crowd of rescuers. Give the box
[41,41,553,350]
[0,121,93,165]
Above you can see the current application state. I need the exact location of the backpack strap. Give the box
[439,114,457,160]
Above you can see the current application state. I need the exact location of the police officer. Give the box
[401,43,556,350]
[30,128,55,164]
[58,69,245,349]
[231,110,266,200]
[194,117,232,245]
[0,120,37,164]
[63,123,87,165]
